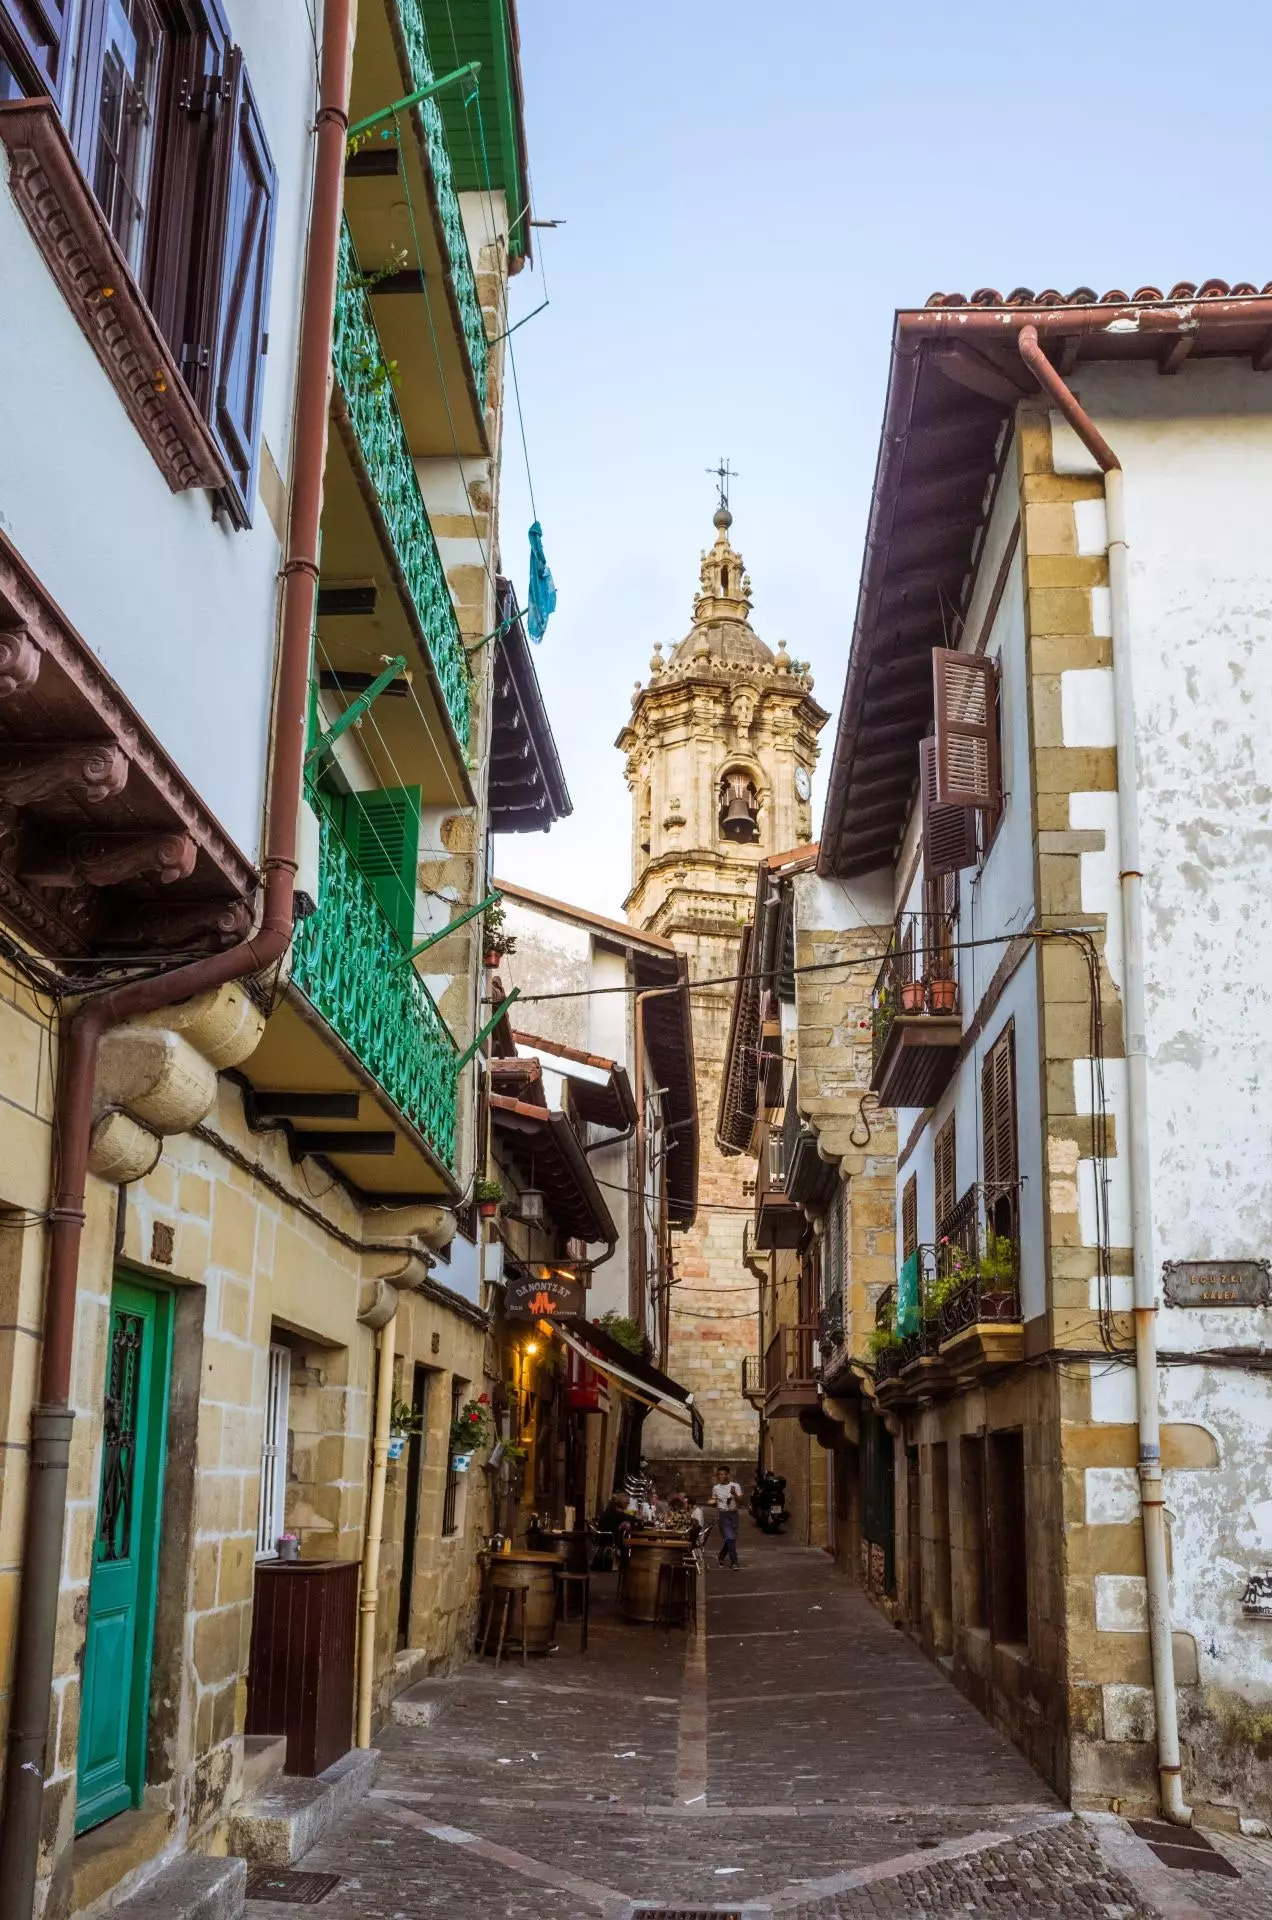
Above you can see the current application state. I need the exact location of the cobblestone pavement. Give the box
[245,1532,1272,1917]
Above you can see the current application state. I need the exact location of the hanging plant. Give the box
[449,1394,492,1455]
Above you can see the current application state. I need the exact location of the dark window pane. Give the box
[89,0,161,269]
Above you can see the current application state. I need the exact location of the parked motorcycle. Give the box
[750,1470,789,1533]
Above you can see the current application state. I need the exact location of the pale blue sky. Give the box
[493,0,1267,916]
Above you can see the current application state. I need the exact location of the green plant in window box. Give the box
[867,1326,902,1359]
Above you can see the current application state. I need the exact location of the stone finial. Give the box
[775,640,791,671]
[649,642,664,675]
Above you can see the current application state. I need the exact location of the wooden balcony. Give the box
[741,1354,764,1407]
[763,1320,819,1417]
[870,913,961,1109]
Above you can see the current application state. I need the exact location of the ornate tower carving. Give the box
[616,506,827,1468]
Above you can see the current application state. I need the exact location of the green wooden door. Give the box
[76,1278,172,1834]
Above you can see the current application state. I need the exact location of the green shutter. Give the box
[339,787,421,948]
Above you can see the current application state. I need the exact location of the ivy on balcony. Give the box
[332,223,470,753]
[290,801,458,1169]
[391,0,489,410]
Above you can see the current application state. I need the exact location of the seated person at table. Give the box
[591,1493,633,1569]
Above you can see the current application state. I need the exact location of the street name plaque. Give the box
[1161,1259,1271,1308]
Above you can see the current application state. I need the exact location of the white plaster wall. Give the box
[0,0,318,863]
[796,868,893,938]
[1052,363,1272,1303]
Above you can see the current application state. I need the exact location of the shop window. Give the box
[255,1341,290,1559]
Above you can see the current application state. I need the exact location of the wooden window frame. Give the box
[981,1020,1018,1210]
[932,648,1002,814]
[0,0,74,104]
[255,1341,290,1560]
[920,735,977,880]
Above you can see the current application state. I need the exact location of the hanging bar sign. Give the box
[505,1268,584,1321]
[1161,1260,1271,1308]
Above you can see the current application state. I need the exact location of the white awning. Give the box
[542,1320,700,1441]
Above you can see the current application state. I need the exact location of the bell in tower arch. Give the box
[719,769,759,843]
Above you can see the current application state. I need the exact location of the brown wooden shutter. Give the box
[0,0,72,104]
[144,3,234,363]
[933,649,1001,811]
[981,1022,1017,1198]
[934,1115,956,1228]
[195,47,276,526]
[901,1176,918,1261]
[921,737,977,878]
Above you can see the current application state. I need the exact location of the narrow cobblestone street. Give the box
[243,1533,1272,1918]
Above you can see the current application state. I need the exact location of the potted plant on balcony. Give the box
[387,1395,423,1462]
[900,975,925,1013]
[476,1176,504,1220]
[926,967,956,1014]
[450,1393,492,1472]
[482,898,516,970]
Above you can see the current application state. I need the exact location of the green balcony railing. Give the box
[291,802,458,1169]
[392,0,489,411]
[333,223,470,752]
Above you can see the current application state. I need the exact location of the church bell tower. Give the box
[616,495,827,1469]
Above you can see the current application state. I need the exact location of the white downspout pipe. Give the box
[1017,327,1191,1825]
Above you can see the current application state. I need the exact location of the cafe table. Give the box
[620,1530,693,1624]
[477,1549,560,1655]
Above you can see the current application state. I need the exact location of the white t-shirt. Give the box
[712,1480,742,1511]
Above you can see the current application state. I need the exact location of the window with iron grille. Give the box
[901,1176,918,1262]
[934,1115,957,1230]
[441,1377,463,1536]
[255,1341,290,1559]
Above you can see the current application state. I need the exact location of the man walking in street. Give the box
[712,1464,743,1568]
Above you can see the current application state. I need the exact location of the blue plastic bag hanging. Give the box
[896,1248,921,1338]
[526,521,556,642]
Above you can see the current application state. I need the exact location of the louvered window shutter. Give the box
[340,786,421,948]
[196,48,277,526]
[981,1024,1017,1198]
[902,1177,918,1262]
[935,1116,956,1228]
[921,737,977,878]
[0,0,72,104]
[933,650,1001,812]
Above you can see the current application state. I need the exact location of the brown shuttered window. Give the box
[193,47,276,525]
[981,1021,1017,1199]
[0,0,73,104]
[921,737,977,879]
[934,1115,956,1230]
[933,649,1001,813]
[901,1176,918,1262]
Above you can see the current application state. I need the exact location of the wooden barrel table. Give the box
[621,1534,692,1624]
[480,1550,559,1655]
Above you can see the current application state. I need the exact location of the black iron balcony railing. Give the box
[935,1184,1021,1341]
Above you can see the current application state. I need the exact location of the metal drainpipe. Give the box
[1017,325,1191,1826]
[0,8,353,1910]
[356,1308,398,1748]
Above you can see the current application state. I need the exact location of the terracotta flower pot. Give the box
[478,1199,500,1219]
[484,950,501,969]
[928,977,956,1014]
[900,979,925,1013]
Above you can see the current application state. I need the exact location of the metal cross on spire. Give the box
[707,457,738,516]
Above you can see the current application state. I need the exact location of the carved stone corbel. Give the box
[0,629,40,698]
[0,741,128,806]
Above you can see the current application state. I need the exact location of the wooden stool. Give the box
[555,1569,590,1652]
[655,1558,690,1630]
[479,1575,529,1669]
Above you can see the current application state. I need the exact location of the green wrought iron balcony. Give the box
[392,0,489,409]
[332,221,470,755]
[290,802,458,1171]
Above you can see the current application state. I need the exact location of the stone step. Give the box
[228,1747,380,1867]
[241,1733,288,1794]
[102,1854,246,1920]
[391,1676,461,1729]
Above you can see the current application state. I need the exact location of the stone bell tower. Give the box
[616,500,827,1475]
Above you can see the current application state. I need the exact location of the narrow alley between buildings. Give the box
[241,1533,1272,1919]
